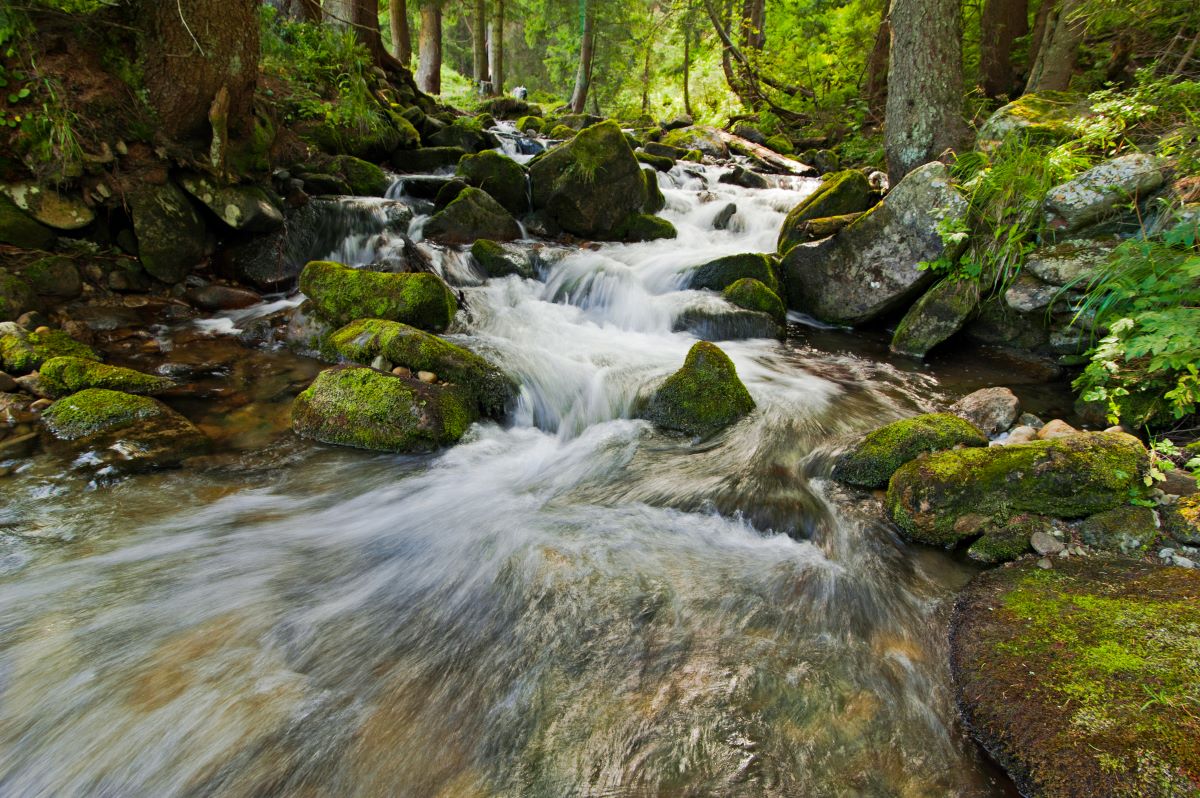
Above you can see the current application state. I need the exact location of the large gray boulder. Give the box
[889,277,980,358]
[1043,153,1164,236]
[128,180,208,284]
[422,187,522,244]
[975,91,1085,151]
[781,162,968,326]
[1023,238,1117,287]
[0,182,94,230]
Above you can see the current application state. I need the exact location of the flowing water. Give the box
[0,151,1031,796]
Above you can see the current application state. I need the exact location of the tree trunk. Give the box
[416,1,442,94]
[863,12,889,120]
[138,0,260,145]
[487,0,505,96]
[569,0,595,113]
[472,0,488,87]
[326,0,388,65]
[641,36,653,112]
[1025,0,1083,93]
[682,23,693,117]
[885,0,967,183]
[391,0,412,64]
[739,0,764,50]
[1025,0,1053,81]
[980,0,1028,98]
[281,0,321,21]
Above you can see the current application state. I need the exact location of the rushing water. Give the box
[0,151,1024,796]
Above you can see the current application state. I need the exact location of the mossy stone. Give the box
[427,117,496,152]
[456,150,529,215]
[777,170,873,255]
[1079,505,1161,555]
[39,356,174,397]
[889,277,981,358]
[0,195,56,250]
[1162,493,1200,545]
[976,91,1085,150]
[390,147,466,174]
[885,432,1148,548]
[299,261,458,331]
[328,319,516,418]
[308,118,413,160]
[128,180,207,284]
[291,366,475,452]
[177,174,284,233]
[516,115,544,134]
[612,214,676,242]
[642,169,666,215]
[22,256,82,299]
[764,135,793,155]
[722,278,786,324]
[423,187,522,244]
[639,341,755,438]
[0,273,37,322]
[330,155,392,196]
[635,151,674,172]
[660,126,728,159]
[470,239,532,279]
[547,125,576,140]
[833,412,987,488]
[0,325,99,374]
[41,388,164,440]
[642,142,685,161]
[690,253,780,295]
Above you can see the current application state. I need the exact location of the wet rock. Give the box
[660,126,728,159]
[1161,494,1200,545]
[1043,153,1165,236]
[719,166,769,190]
[963,296,1050,350]
[299,261,458,331]
[298,172,352,196]
[612,214,676,242]
[529,121,649,240]
[781,212,863,246]
[185,285,263,312]
[329,154,391,196]
[328,318,516,417]
[0,181,94,230]
[0,273,37,322]
[456,150,529,215]
[178,174,284,233]
[21,256,82,299]
[890,277,980,358]
[672,307,782,341]
[722,278,785,324]
[128,180,208,284]
[1037,419,1078,440]
[1079,505,1160,555]
[642,142,687,161]
[470,239,535,279]
[776,170,874,254]
[0,323,99,374]
[950,557,1200,798]
[390,147,467,174]
[886,432,1147,549]
[423,187,522,244]
[975,91,1085,150]
[432,178,468,209]
[1004,425,1038,445]
[834,413,987,489]
[39,356,175,397]
[0,194,57,249]
[966,514,1046,564]
[291,366,475,452]
[427,117,499,153]
[712,203,737,230]
[635,151,674,172]
[1023,239,1118,287]
[637,341,754,438]
[689,253,780,294]
[950,387,1020,437]
[781,162,968,326]
[1003,272,1062,313]
[0,371,15,392]
[642,170,666,215]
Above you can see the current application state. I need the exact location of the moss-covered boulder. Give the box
[642,142,686,161]
[642,169,666,215]
[0,195,56,249]
[328,319,516,417]
[612,214,676,242]
[330,155,392,196]
[308,117,416,160]
[21,256,82,299]
[390,147,467,174]
[885,432,1148,549]
[427,117,497,152]
[638,342,755,438]
[661,126,728,159]
[456,150,529,215]
[776,170,873,255]
[128,180,208,284]
[423,187,522,244]
[722,278,785,324]
[177,173,284,233]
[635,151,674,172]
[291,366,475,452]
[516,115,544,134]
[764,135,793,155]
[1079,505,1162,555]
[529,120,649,239]
[547,124,576,140]
[889,277,980,358]
[0,273,37,322]
[1162,493,1200,545]
[833,413,988,488]
[975,91,1086,150]
[39,356,174,397]
[689,253,780,294]
[951,557,1200,798]
[470,239,534,279]
[0,323,99,374]
[777,212,863,246]
[299,261,458,331]
[964,513,1045,564]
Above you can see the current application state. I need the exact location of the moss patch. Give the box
[638,341,755,438]
[42,388,163,440]
[612,214,676,242]
[0,273,37,322]
[423,187,522,244]
[723,278,786,324]
[1163,493,1200,545]
[470,239,531,279]
[689,253,780,295]
[330,155,392,196]
[777,170,873,255]
[0,327,100,374]
[299,261,458,331]
[833,412,987,489]
[457,150,529,215]
[40,356,174,397]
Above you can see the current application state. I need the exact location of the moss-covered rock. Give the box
[41,388,161,440]
[889,277,980,358]
[470,239,534,279]
[291,366,475,452]
[177,173,284,233]
[390,147,467,174]
[661,126,728,159]
[965,514,1045,564]
[432,178,469,209]
[1162,493,1200,545]
[128,180,208,284]
[0,273,37,322]
[529,120,648,239]
[328,318,516,417]
[885,432,1148,548]
[308,117,416,160]
[638,341,755,438]
[975,91,1086,150]
[423,187,522,244]
[689,253,780,294]
[0,195,56,249]
[299,261,458,331]
[833,413,988,488]
[21,256,82,299]
[329,155,392,196]
[39,356,174,397]
[722,278,785,324]
[427,117,497,152]
[612,214,676,242]
[642,142,686,161]
[776,170,873,255]
[516,115,544,134]
[764,135,793,155]
[0,324,99,374]
[950,557,1200,798]
[781,212,863,244]
[1079,505,1161,555]
[642,169,666,215]
[0,182,94,231]
[635,151,674,172]
[547,124,576,140]
[456,150,529,215]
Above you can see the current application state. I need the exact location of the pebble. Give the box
[392,366,412,378]
[28,399,52,413]
[0,372,16,393]
[1017,412,1044,430]
[33,326,52,336]
[1160,547,1176,559]
[1030,530,1065,556]
[417,371,437,384]
[1005,425,1038,445]
[1037,419,1078,440]
[1172,555,1196,569]
[185,285,264,312]
[1037,557,1053,570]
[370,355,391,372]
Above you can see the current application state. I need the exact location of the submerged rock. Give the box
[39,356,174,397]
[128,180,208,284]
[456,150,529,215]
[291,366,475,452]
[833,413,987,489]
[951,557,1200,798]
[423,187,522,244]
[689,253,780,294]
[889,277,980,358]
[776,170,874,255]
[470,239,535,279]
[299,261,458,331]
[638,341,754,437]
[0,323,99,374]
[1043,153,1164,236]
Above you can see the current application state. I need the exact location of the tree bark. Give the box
[885,0,967,183]
[1025,0,1053,81]
[1025,0,1083,94]
[326,0,388,65]
[682,22,693,117]
[487,0,505,95]
[472,0,488,87]
[863,12,889,120]
[980,0,1027,98]
[739,0,764,50]
[416,1,443,94]
[569,0,595,113]
[391,0,412,64]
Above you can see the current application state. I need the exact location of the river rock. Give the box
[643,142,687,161]
[833,413,987,488]
[776,170,874,254]
[185,285,263,311]
[712,203,737,230]
[291,366,475,452]
[1003,272,1063,313]
[470,239,535,279]
[975,91,1085,150]
[39,356,174,397]
[1162,494,1200,545]
[638,342,754,437]
[719,166,769,190]
[456,150,529,215]
[886,431,1147,550]
[390,147,467,174]
[0,323,99,374]
[950,557,1200,798]
[963,296,1050,350]
[423,187,522,244]
[0,181,94,230]
[1043,153,1165,236]
[427,117,498,153]
[949,387,1020,437]
[642,170,666,215]
[0,273,37,323]
[178,174,284,233]
[612,214,676,242]
[299,261,458,331]
[689,253,780,294]
[529,120,649,239]
[673,307,782,341]
[128,180,208,284]
[21,256,82,299]
[1079,505,1160,555]
[1024,238,1117,287]
[722,278,785,324]
[0,195,56,249]
[661,126,728,159]
[889,277,980,358]
[1037,419,1078,440]
[635,150,674,172]
[781,212,863,246]
[781,162,968,326]
[329,154,392,196]
[328,319,516,417]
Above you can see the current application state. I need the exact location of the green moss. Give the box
[0,195,56,250]
[470,239,530,278]
[0,273,36,322]
[885,432,1149,548]
[423,187,522,244]
[291,366,476,452]
[330,155,391,196]
[41,388,162,441]
[639,341,755,438]
[1162,493,1200,545]
[516,115,544,134]
[635,151,674,172]
[0,327,99,374]
[299,261,458,331]
[21,256,81,298]
[682,149,703,162]
[723,278,786,324]
[764,135,794,155]
[548,125,576,140]
[328,319,517,417]
[613,213,676,242]
[833,413,987,488]
[689,253,780,295]
[642,169,666,215]
[427,117,493,152]
[966,514,1045,563]
[777,170,874,255]
[890,277,981,358]
[456,150,529,215]
[39,356,174,397]
[1079,505,1162,554]
[977,91,1084,148]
